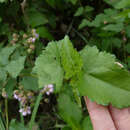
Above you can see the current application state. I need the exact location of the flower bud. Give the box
[41,84,54,95]
[104,21,107,24]
[21,96,27,106]
[23,34,28,39]
[31,29,36,34]
[27,92,34,99]
[29,44,35,50]
[2,90,8,98]
[13,33,18,39]
[27,48,32,53]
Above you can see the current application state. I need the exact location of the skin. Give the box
[84,96,130,130]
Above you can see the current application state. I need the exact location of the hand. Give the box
[84,97,130,130]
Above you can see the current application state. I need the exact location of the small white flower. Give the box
[19,108,23,113]
[27,107,31,114]
[22,111,27,116]
[18,97,22,101]
[46,91,50,95]
[14,94,18,99]
[35,33,39,39]
[27,37,36,43]
[43,84,54,95]
[19,106,31,116]
[32,37,36,43]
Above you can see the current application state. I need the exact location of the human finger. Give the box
[109,105,130,130]
[84,97,116,130]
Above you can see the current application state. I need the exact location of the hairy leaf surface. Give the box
[60,36,83,83]
[21,76,39,91]
[58,93,82,130]
[5,56,26,78]
[0,46,17,65]
[33,41,63,92]
[0,67,7,81]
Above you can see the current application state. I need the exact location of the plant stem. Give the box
[123,40,127,63]
[19,103,24,124]
[0,109,5,130]
[73,28,88,44]
[5,99,8,130]
[66,19,74,34]
[29,92,42,130]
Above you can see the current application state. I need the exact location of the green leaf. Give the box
[111,38,122,48]
[60,36,83,106]
[115,0,130,9]
[0,17,2,22]
[101,38,122,51]
[103,0,119,7]
[84,6,94,12]
[21,76,39,91]
[78,19,91,29]
[74,7,84,17]
[60,36,83,83]
[0,0,6,3]
[0,67,7,81]
[69,0,77,5]
[62,127,71,130]
[9,119,27,130]
[125,25,130,38]
[27,9,48,27]
[5,78,16,98]
[103,23,124,32]
[5,56,26,78]
[0,113,5,130]
[37,27,54,40]
[0,46,17,65]
[89,13,108,27]
[58,93,82,130]
[125,43,130,53]
[33,41,63,92]
[78,46,130,108]
[82,116,93,130]
[45,0,56,8]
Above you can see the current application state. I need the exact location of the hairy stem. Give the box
[19,103,24,125]
[29,92,42,130]
[5,99,8,130]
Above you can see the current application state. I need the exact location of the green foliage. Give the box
[26,9,48,28]
[0,46,17,66]
[1,0,130,129]
[5,78,16,98]
[60,36,83,84]
[21,76,39,91]
[45,0,56,8]
[69,0,77,5]
[0,68,7,81]
[115,0,130,9]
[74,7,84,17]
[58,93,82,130]
[0,112,5,130]
[37,27,54,40]
[78,46,130,108]
[33,41,64,92]
[9,120,27,130]
[103,23,124,32]
[0,0,6,3]
[82,116,93,130]
[5,56,26,78]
